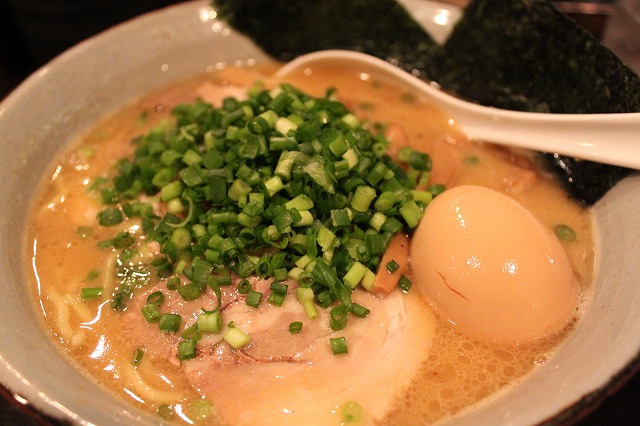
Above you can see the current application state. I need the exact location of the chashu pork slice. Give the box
[184,284,436,425]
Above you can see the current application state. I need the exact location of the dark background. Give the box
[0,0,186,99]
[0,0,638,425]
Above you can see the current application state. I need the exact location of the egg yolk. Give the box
[410,185,577,343]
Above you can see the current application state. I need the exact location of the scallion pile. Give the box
[91,81,442,358]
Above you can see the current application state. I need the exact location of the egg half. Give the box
[411,185,577,343]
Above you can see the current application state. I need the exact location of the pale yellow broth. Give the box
[25,62,594,425]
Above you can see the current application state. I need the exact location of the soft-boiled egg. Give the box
[410,185,577,343]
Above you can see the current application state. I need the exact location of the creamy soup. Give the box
[25,62,594,425]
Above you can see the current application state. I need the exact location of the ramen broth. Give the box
[25,63,595,424]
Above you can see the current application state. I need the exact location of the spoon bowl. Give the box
[276,50,640,169]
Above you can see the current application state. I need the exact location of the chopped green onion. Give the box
[179,165,204,187]
[398,274,413,293]
[295,254,313,269]
[411,189,433,205]
[275,116,298,135]
[171,227,192,250]
[76,226,93,238]
[408,151,431,170]
[275,151,296,179]
[296,287,318,320]
[374,192,397,212]
[317,225,337,252]
[272,267,287,283]
[132,348,144,366]
[181,324,202,342]
[237,279,252,294]
[141,303,162,323]
[269,136,297,150]
[399,200,423,228]
[259,110,279,127]
[215,272,232,286]
[160,149,182,166]
[464,155,480,165]
[160,181,182,202]
[330,304,348,331]
[342,148,359,169]
[350,186,377,212]
[343,261,368,289]
[159,313,182,332]
[349,303,370,318]
[228,178,252,201]
[398,147,431,170]
[248,116,270,134]
[236,257,257,277]
[429,184,446,197]
[297,271,314,288]
[197,311,222,333]
[246,290,263,308]
[191,258,213,286]
[331,209,352,227]
[289,321,303,334]
[223,324,251,349]
[187,399,213,421]
[341,113,360,128]
[340,401,364,424]
[151,167,176,188]
[157,404,173,418]
[268,290,287,307]
[167,276,181,290]
[385,259,400,273]
[369,211,387,232]
[360,269,376,292]
[97,208,123,226]
[177,339,197,361]
[366,162,390,186]
[285,194,314,211]
[315,290,334,309]
[364,233,387,255]
[178,283,202,301]
[312,259,352,307]
[270,282,288,294]
[555,224,577,241]
[330,336,348,355]
[95,82,439,349]
[264,175,285,196]
[146,291,165,305]
[80,287,103,300]
[328,133,348,156]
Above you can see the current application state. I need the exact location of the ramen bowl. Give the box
[0,1,639,424]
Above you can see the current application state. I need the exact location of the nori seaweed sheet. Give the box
[213,0,639,205]
[212,0,439,74]
[431,0,640,114]
[429,0,640,205]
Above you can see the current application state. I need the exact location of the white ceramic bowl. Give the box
[1,1,639,424]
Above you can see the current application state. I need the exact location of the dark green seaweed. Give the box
[213,0,639,205]
[431,0,640,114]
[429,0,640,205]
[213,0,438,73]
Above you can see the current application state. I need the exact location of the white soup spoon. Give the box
[276,50,640,169]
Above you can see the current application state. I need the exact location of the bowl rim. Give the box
[1,1,639,425]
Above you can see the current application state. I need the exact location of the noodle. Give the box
[102,252,118,296]
[122,362,183,403]
[64,294,95,323]
[47,289,73,342]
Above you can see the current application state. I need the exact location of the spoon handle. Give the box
[277,50,640,170]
